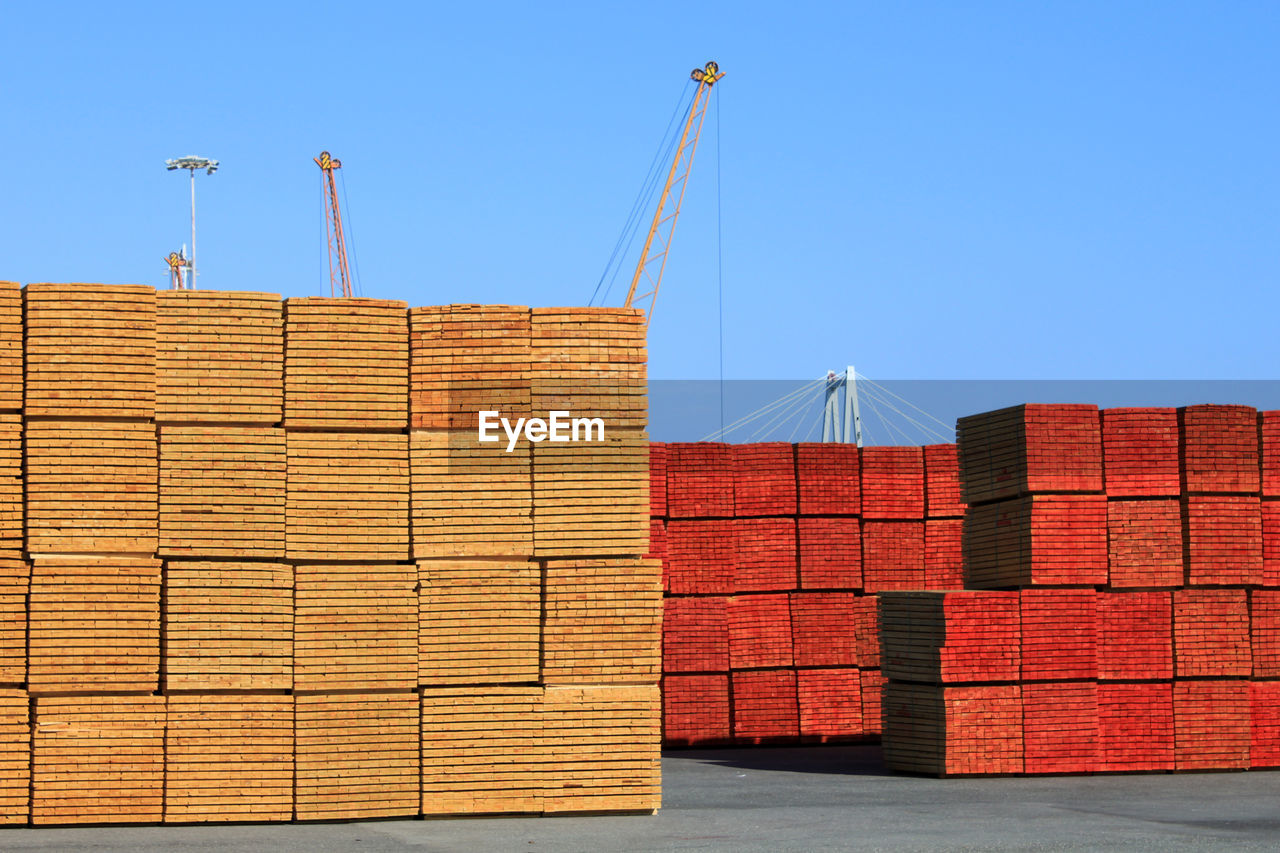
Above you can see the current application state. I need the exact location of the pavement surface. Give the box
[3,745,1280,851]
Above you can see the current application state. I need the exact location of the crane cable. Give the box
[716,83,725,439]
[589,82,696,308]
[338,169,363,298]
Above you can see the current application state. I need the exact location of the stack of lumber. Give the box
[731,670,799,742]
[727,594,793,669]
[790,592,859,668]
[957,404,1103,502]
[0,689,27,823]
[879,591,1020,685]
[733,518,796,591]
[1098,682,1174,772]
[164,695,293,822]
[293,563,416,691]
[733,443,796,516]
[283,297,408,429]
[795,443,860,514]
[655,439,968,747]
[24,283,156,417]
[0,555,25,684]
[156,290,283,423]
[31,696,165,824]
[0,415,18,553]
[1174,680,1251,770]
[285,432,409,560]
[1173,589,1251,677]
[882,683,1023,776]
[880,402,1280,777]
[1097,591,1173,680]
[26,420,157,554]
[797,516,861,589]
[532,431,648,557]
[662,597,729,673]
[0,283,21,411]
[411,430,531,557]
[529,307,646,431]
[159,426,286,558]
[27,557,160,693]
[664,519,736,593]
[294,692,419,820]
[542,558,661,684]
[861,447,924,519]
[797,668,864,741]
[418,559,540,685]
[541,685,660,813]
[163,561,292,690]
[660,674,731,746]
[409,304,530,430]
[1021,681,1098,774]
[666,443,734,517]
[862,520,926,592]
[420,686,546,814]
[1251,681,1280,768]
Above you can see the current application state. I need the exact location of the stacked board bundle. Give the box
[163,561,293,691]
[410,430,532,557]
[159,425,286,558]
[293,563,416,691]
[529,307,646,431]
[26,420,157,554]
[733,443,796,517]
[0,689,27,823]
[0,555,24,684]
[164,695,293,823]
[285,432,409,561]
[418,559,541,686]
[156,290,283,423]
[3,282,665,823]
[283,297,408,429]
[27,557,160,693]
[541,685,661,813]
[408,304,530,430]
[533,431,649,558]
[542,558,662,684]
[420,686,546,814]
[655,440,969,747]
[294,693,420,820]
[24,282,156,418]
[0,283,21,411]
[880,402,1280,777]
[31,696,165,824]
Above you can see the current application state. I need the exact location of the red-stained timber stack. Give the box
[881,402,1280,777]
[656,438,968,748]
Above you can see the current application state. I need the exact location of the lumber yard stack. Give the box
[880,403,1280,776]
[653,440,966,747]
[0,282,658,826]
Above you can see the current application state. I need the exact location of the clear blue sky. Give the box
[2,2,1276,382]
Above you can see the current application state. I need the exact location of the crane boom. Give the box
[624,61,724,327]
[315,151,354,298]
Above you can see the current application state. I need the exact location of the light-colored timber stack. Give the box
[411,304,659,816]
[156,290,283,423]
[4,282,659,823]
[163,561,293,691]
[31,696,166,825]
[164,695,294,823]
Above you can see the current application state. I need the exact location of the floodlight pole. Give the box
[165,156,218,289]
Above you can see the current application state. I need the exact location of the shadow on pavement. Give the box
[662,744,896,777]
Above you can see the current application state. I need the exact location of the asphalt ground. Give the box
[2,745,1280,851]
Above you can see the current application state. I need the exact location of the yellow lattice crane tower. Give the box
[315,151,354,298]
[623,61,725,327]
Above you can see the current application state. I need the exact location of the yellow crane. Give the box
[623,61,724,327]
[315,151,354,298]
